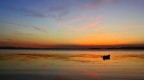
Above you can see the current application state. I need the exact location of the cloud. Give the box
[63,21,101,32]
[47,4,71,21]
[0,0,118,21]
[61,15,86,24]
[0,5,46,18]
[78,20,101,31]
[0,19,48,33]
[8,4,70,20]
[52,0,118,20]
[23,12,45,18]
[62,15,102,32]
[32,26,48,33]
[77,0,118,9]
[0,19,31,27]
[8,7,46,18]
[6,39,13,42]
[13,32,33,36]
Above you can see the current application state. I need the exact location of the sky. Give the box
[0,0,144,48]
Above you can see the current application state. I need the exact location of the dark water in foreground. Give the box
[0,49,144,80]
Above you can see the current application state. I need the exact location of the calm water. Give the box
[0,49,144,80]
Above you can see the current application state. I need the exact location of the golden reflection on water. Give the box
[0,51,144,69]
[0,50,144,80]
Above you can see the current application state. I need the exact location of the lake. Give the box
[0,49,144,80]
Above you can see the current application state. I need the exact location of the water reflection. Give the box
[0,50,144,80]
[0,54,103,63]
[0,53,144,63]
[0,54,109,63]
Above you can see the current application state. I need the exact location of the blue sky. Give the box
[0,0,144,47]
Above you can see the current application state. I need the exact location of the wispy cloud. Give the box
[0,5,46,18]
[4,4,70,20]
[78,21,101,31]
[63,21,101,32]
[32,26,48,33]
[0,19,31,27]
[62,15,102,32]
[77,0,118,9]
[47,4,71,21]
[13,32,33,36]
[8,7,46,18]
[0,0,118,20]
[0,19,48,33]
[61,16,86,24]
[6,39,13,42]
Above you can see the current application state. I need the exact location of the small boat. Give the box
[102,55,110,60]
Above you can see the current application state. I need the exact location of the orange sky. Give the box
[0,0,144,48]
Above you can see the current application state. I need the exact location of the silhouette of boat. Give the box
[102,55,110,60]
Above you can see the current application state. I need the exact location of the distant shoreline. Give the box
[0,47,144,50]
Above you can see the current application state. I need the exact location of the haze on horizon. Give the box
[0,0,144,48]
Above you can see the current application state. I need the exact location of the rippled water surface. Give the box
[0,49,144,80]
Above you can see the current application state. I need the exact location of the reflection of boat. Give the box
[102,55,110,60]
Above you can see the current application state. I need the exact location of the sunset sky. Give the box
[0,0,144,48]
